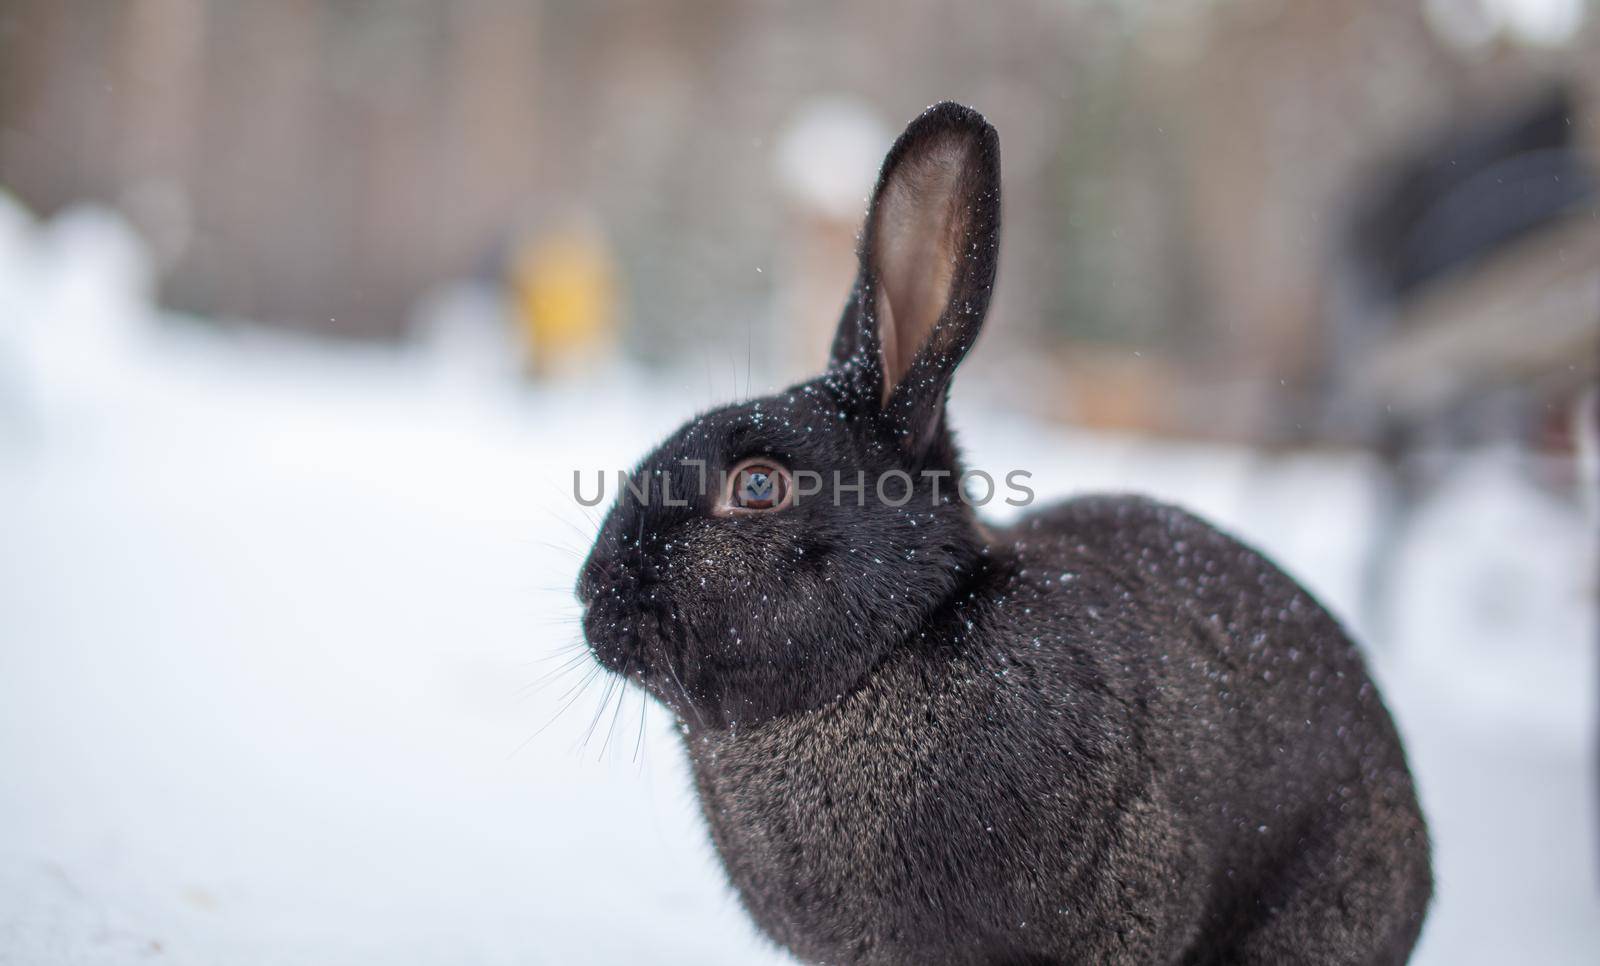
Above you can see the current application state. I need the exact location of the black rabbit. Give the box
[578,102,1431,965]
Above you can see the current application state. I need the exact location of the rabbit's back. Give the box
[1001,493,1431,962]
[1004,493,1410,800]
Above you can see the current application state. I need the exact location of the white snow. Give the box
[1,196,1594,963]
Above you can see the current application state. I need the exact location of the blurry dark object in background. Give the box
[1353,87,1594,305]
[1328,86,1599,449]
[1326,86,1599,641]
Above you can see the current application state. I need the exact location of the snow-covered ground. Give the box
[1,198,1595,963]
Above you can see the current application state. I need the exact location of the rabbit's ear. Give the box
[829,102,1000,455]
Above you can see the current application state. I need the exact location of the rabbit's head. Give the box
[579,103,1001,727]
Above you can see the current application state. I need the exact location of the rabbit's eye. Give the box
[721,459,793,513]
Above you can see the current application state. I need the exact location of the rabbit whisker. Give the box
[580,668,624,752]
[633,687,649,765]
[598,660,632,760]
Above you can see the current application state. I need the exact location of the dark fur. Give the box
[578,103,1431,964]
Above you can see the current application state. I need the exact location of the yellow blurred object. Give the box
[510,224,617,376]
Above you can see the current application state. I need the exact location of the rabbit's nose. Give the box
[576,556,606,605]
[581,598,641,673]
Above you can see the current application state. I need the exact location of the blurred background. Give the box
[0,1,1595,963]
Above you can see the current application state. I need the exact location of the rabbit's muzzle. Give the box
[578,550,680,684]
